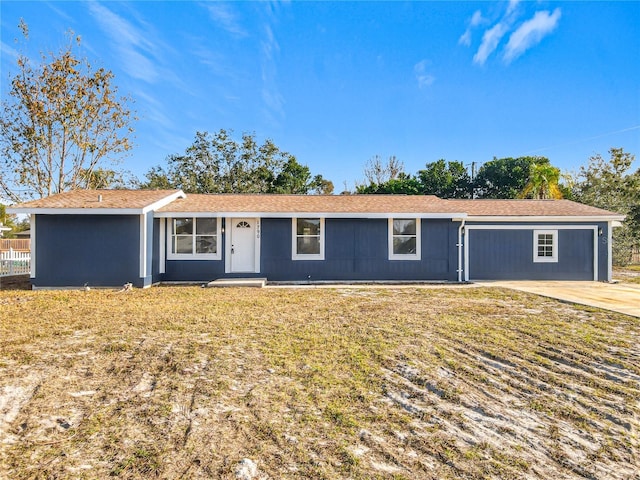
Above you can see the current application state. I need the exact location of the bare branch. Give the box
[0,24,134,202]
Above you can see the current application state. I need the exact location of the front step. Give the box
[206,278,267,288]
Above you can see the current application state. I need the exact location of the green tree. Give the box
[474,156,551,199]
[140,130,331,194]
[141,166,175,190]
[519,162,564,199]
[77,168,138,190]
[418,159,471,198]
[269,158,334,194]
[572,147,639,265]
[0,204,17,237]
[0,22,134,203]
[356,173,422,194]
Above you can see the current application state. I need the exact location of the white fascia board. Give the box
[466,215,625,223]
[141,190,186,214]
[466,224,598,231]
[155,211,468,219]
[6,207,147,215]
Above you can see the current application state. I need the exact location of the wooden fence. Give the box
[0,239,30,252]
[0,249,30,276]
[632,247,640,265]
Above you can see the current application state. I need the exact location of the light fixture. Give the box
[598,227,603,236]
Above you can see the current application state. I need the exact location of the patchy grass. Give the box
[614,266,640,284]
[1,286,638,479]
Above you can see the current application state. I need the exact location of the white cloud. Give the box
[504,8,562,63]
[473,22,509,65]
[261,24,285,121]
[204,3,247,38]
[458,10,484,46]
[45,1,75,22]
[1,41,19,61]
[506,0,521,17]
[470,10,484,27]
[414,60,435,88]
[458,30,472,47]
[463,1,561,66]
[87,2,161,83]
[133,90,174,129]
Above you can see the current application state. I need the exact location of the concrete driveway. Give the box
[484,281,640,318]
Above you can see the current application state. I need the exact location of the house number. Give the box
[256,221,261,239]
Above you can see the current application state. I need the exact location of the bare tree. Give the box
[362,155,404,185]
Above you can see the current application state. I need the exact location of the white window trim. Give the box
[167,216,221,260]
[533,229,558,263]
[388,218,421,261]
[139,214,147,278]
[292,218,325,260]
[159,218,166,274]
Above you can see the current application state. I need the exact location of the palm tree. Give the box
[520,163,564,199]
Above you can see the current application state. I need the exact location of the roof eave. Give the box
[6,190,186,216]
[466,215,626,222]
[154,211,469,219]
[6,207,148,215]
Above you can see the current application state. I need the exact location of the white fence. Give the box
[0,249,31,276]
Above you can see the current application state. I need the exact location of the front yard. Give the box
[1,286,638,479]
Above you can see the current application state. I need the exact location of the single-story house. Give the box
[7,189,625,288]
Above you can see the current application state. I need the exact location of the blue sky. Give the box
[1,1,639,191]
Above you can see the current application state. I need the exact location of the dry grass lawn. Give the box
[0,286,638,479]
[615,265,640,285]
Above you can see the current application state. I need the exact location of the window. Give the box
[389,218,421,260]
[533,229,558,263]
[168,217,220,260]
[292,218,324,260]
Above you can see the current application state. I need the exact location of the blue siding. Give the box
[34,214,142,287]
[467,224,605,281]
[260,218,457,281]
[32,213,613,286]
[163,259,227,282]
[161,217,458,282]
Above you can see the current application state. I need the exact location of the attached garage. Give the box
[465,225,599,281]
[445,198,624,283]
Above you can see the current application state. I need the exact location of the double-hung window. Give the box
[168,217,220,260]
[533,229,558,263]
[292,218,324,260]
[389,218,421,260]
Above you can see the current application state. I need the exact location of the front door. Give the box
[229,218,257,272]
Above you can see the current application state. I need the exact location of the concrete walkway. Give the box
[483,281,640,318]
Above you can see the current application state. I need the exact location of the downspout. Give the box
[457,219,465,283]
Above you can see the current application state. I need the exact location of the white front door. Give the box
[229,218,257,273]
